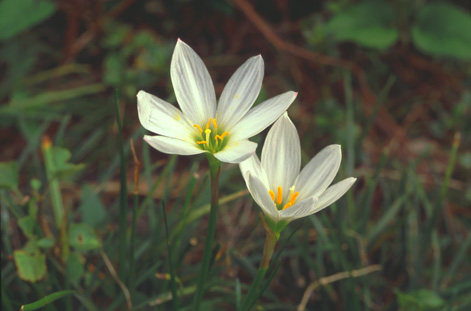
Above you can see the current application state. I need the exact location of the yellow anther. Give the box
[197,141,207,145]
[215,132,229,141]
[213,118,218,129]
[269,190,275,202]
[276,186,283,205]
[282,202,292,210]
[206,118,212,130]
[194,124,203,133]
[290,192,299,205]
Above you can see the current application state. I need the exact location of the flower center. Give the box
[193,118,229,153]
[268,185,299,210]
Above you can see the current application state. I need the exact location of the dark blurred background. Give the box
[1,0,470,310]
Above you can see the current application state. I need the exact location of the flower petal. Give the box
[137,90,193,139]
[144,135,205,156]
[295,145,342,199]
[279,196,318,221]
[247,173,279,222]
[170,39,216,125]
[213,139,257,163]
[261,113,300,199]
[229,91,297,142]
[239,154,270,189]
[315,177,357,211]
[216,55,264,129]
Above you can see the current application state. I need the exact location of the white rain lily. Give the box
[240,113,356,233]
[137,39,297,163]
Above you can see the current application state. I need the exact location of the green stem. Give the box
[193,154,221,311]
[128,193,138,300]
[114,90,128,283]
[162,203,178,311]
[41,138,69,264]
[241,214,279,311]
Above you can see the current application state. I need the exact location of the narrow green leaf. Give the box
[21,290,76,311]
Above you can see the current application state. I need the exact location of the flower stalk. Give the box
[193,154,221,311]
[241,213,279,311]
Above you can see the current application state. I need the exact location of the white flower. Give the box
[137,39,297,163]
[240,113,356,232]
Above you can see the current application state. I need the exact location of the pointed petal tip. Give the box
[136,90,146,98]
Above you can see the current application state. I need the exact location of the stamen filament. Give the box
[197,141,207,145]
[276,186,283,205]
[269,190,275,202]
[282,202,292,210]
[194,124,203,133]
[213,118,218,130]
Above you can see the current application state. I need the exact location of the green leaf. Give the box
[68,223,101,251]
[20,290,76,311]
[66,252,84,286]
[412,2,471,60]
[0,161,19,189]
[325,1,399,50]
[0,0,56,42]
[18,216,36,239]
[103,53,125,86]
[50,147,85,178]
[396,288,445,310]
[36,237,55,249]
[13,250,47,283]
[30,178,42,191]
[79,184,106,228]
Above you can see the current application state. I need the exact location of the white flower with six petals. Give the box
[137,39,297,163]
[240,113,356,233]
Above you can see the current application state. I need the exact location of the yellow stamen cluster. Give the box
[194,118,229,152]
[269,185,299,210]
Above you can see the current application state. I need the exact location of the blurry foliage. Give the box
[102,21,173,97]
[305,0,471,60]
[0,0,56,42]
[325,1,399,50]
[412,2,471,60]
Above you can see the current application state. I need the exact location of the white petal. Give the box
[170,39,216,125]
[216,55,264,129]
[279,196,318,221]
[213,139,257,163]
[144,135,205,156]
[261,113,300,199]
[239,154,270,189]
[247,174,279,221]
[137,91,193,139]
[295,145,342,199]
[229,91,297,142]
[316,177,356,210]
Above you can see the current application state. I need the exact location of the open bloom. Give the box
[240,113,356,233]
[137,39,297,163]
